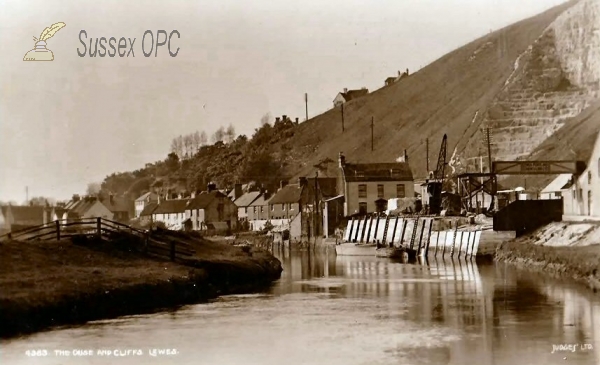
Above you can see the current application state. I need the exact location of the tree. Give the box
[183,134,193,157]
[86,182,101,196]
[200,131,208,146]
[175,135,184,157]
[192,131,201,152]
[225,124,236,144]
[165,152,180,172]
[212,127,225,144]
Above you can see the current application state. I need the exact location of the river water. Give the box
[1,247,599,365]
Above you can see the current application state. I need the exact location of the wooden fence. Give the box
[0,218,195,262]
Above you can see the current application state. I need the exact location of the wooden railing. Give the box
[0,218,195,262]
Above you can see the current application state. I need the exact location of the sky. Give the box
[0,0,568,203]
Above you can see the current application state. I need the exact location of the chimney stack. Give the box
[338,152,346,168]
[404,149,408,163]
[275,117,280,123]
[234,183,242,200]
[207,182,217,192]
[279,180,288,190]
[298,177,308,187]
[295,117,299,124]
[72,194,80,202]
[343,88,348,94]
[282,115,287,122]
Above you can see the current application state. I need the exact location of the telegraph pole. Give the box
[305,93,309,121]
[314,171,319,241]
[341,103,345,132]
[371,117,374,151]
[426,138,429,172]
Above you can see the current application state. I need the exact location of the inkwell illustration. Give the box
[23,22,66,61]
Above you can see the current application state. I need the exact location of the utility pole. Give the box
[486,127,495,210]
[341,103,345,132]
[314,171,319,241]
[426,138,429,172]
[371,116,374,152]
[305,93,309,121]
[25,186,29,204]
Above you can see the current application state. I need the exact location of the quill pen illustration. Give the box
[23,22,66,61]
[39,22,66,42]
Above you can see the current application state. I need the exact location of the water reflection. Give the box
[1,247,598,365]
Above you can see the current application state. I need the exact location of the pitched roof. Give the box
[234,191,261,207]
[541,174,572,193]
[103,196,132,213]
[341,162,413,182]
[140,202,158,216]
[135,192,156,202]
[338,89,369,102]
[153,199,190,214]
[269,184,302,204]
[249,193,269,206]
[9,206,44,225]
[186,192,219,210]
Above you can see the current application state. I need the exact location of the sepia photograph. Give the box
[0,0,599,364]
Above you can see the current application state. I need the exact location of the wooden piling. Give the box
[373,215,380,243]
[450,225,458,257]
[364,215,374,243]
[465,231,471,257]
[434,225,441,256]
[417,219,426,255]
[423,219,433,258]
[399,219,408,247]
[442,230,447,256]
[390,216,399,247]
[359,216,368,243]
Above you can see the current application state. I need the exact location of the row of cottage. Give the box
[135,153,416,239]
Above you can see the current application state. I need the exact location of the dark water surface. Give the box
[1,247,599,365]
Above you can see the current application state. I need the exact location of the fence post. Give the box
[96,217,102,239]
[434,224,441,256]
[55,220,61,241]
[170,241,176,261]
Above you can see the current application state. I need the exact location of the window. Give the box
[359,202,367,214]
[282,204,285,211]
[245,207,248,214]
[289,203,293,210]
[260,206,264,213]
[253,206,257,214]
[271,204,274,211]
[358,184,367,198]
[396,184,406,198]
[377,184,384,198]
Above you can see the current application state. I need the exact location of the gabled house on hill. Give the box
[103,194,133,223]
[60,195,114,222]
[247,191,271,224]
[151,198,190,230]
[135,192,158,218]
[333,87,369,108]
[185,189,238,232]
[234,190,262,221]
[337,152,414,216]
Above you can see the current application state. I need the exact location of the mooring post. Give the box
[399,219,408,247]
[434,223,441,256]
[390,216,399,247]
[96,217,102,239]
[465,231,472,257]
[442,231,447,257]
[373,215,380,243]
[470,229,479,258]
[423,219,433,258]
[417,219,426,255]
[450,225,458,257]
[55,220,61,241]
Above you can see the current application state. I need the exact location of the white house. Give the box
[540,174,572,200]
[134,192,158,218]
[151,199,190,230]
[563,131,600,220]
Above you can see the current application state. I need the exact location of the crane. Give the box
[426,134,447,215]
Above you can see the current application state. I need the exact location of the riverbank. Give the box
[0,233,282,339]
[494,222,600,292]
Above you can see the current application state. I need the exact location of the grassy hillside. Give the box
[101,1,587,197]
[283,0,577,181]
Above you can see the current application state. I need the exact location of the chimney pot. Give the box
[295,117,299,124]
[404,149,408,162]
[343,88,348,93]
[338,152,346,168]
[282,115,287,121]
[275,117,280,123]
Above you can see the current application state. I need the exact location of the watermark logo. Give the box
[23,22,66,61]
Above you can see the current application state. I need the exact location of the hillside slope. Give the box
[280,0,595,182]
